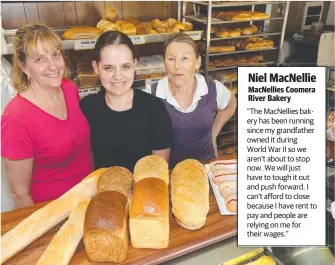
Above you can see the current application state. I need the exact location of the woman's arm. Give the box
[3,158,34,208]
[212,94,237,157]
[152,148,171,163]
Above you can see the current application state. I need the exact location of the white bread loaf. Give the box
[171,159,209,230]
[129,155,169,249]
[1,168,107,264]
[83,166,133,263]
[36,199,91,265]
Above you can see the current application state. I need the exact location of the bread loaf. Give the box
[84,191,129,262]
[171,159,209,230]
[36,199,91,265]
[215,30,230,38]
[129,155,169,249]
[83,166,133,263]
[1,168,107,264]
[97,20,120,32]
[120,23,136,36]
[103,6,118,22]
[62,27,103,40]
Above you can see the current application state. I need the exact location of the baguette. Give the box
[1,168,107,264]
[36,199,91,265]
[63,26,103,40]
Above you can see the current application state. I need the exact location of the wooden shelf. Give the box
[207,32,282,41]
[185,1,285,7]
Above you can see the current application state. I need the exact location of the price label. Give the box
[184,31,202,40]
[74,40,96,50]
[78,86,100,98]
[130,35,145,45]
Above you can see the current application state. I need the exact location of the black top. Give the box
[80,89,173,171]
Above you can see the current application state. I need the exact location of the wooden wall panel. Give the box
[105,1,122,19]
[38,2,65,27]
[93,2,105,24]
[23,3,40,25]
[63,2,77,26]
[75,2,95,26]
[145,2,163,21]
[1,3,27,29]
[1,1,178,29]
[122,1,146,20]
[163,2,174,19]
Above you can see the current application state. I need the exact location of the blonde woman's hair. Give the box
[163,33,200,58]
[11,24,69,92]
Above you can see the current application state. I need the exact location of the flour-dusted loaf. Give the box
[83,166,133,263]
[36,199,91,265]
[171,159,209,230]
[129,155,169,249]
[1,168,107,264]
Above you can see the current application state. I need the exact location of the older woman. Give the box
[80,31,172,171]
[147,33,237,168]
[1,24,94,208]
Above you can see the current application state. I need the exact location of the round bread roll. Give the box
[133,155,169,184]
[173,21,187,31]
[103,6,118,22]
[241,26,254,35]
[184,22,193,31]
[226,196,237,213]
[97,166,133,198]
[169,27,180,33]
[166,18,177,27]
[152,19,169,29]
[136,24,150,35]
[228,29,241,37]
[97,20,120,32]
[215,30,229,38]
[120,22,136,36]
[171,159,209,230]
[115,20,127,27]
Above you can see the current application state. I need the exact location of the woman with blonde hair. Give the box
[147,33,237,168]
[1,24,94,208]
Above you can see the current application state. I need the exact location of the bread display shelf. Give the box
[185,1,285,7]
[1,157,237,265]
[208,32,282,41]
[2,28,203,55]
[184,15,284,25]
[208,47,278,56]
[207,61,277,72]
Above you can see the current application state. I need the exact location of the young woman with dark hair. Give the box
[80,31,172,171]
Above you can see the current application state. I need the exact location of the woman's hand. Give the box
[3,158,34,209]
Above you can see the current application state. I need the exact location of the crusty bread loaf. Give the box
[120,22,136,36]
[133,155,169,184]
[62,27,103,40]
[96,19,120,32]
[97,166,133,197]
[129,177,169,249]
[36,199,91,265]
[84,191,129,262]
[103,6,118,22]
[171,159,209,230]
[1,168,107,264]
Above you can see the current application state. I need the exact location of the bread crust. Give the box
[62,27,103,40]
[171,159,209,230]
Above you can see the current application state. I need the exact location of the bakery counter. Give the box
[1,154,237,265]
